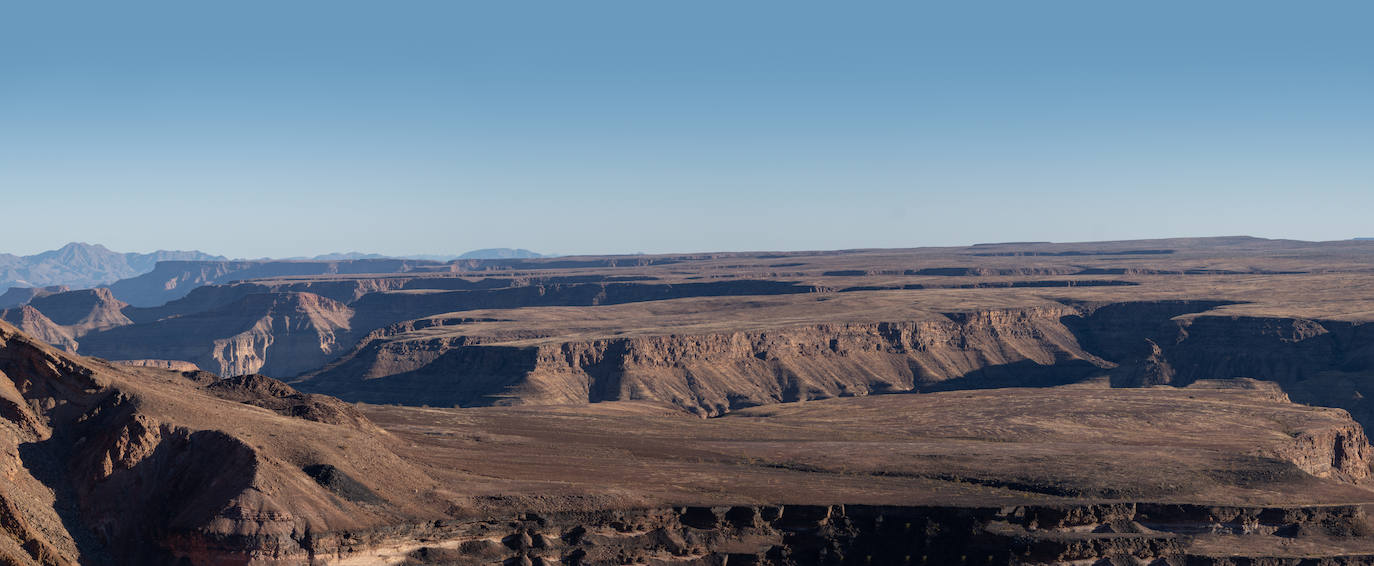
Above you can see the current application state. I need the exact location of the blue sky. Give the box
[2,2,1371,257]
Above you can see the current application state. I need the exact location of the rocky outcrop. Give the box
[198,373,376,429]
[111,359,201,372]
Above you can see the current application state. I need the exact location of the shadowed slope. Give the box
[0,320,449,565]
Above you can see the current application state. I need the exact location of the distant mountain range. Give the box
[0,243,225,295]
[0,243,546,296]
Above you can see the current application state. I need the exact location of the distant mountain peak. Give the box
[0,243,226,297]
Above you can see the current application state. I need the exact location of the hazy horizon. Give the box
[4,1,1371,258]
[10,234,1374,263]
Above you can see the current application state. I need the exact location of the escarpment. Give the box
[79,292,354,377]
[1066,306,1374,431]
[69,279,823,378]
[294,296,1374,433]
[301,305,1109,413]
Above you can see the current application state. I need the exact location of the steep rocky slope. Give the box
[76,279,819,378]
[79,292,354,377]
[0,289,133,352]
[296,293,1374,435]
[0,286,68,309]
[0,305,78,352]
[23,289,132,337]
[0,320,450,565]
[301,299,1107,413]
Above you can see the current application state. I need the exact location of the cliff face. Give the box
[95,280,822,378]
[1068,307,1374,432]
[80,292,354,378]
[300,300,1374,433]
[301,306,1111,413]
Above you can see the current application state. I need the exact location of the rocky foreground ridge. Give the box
[0,320,447,565]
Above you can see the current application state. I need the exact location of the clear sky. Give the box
[2,2,1371,258]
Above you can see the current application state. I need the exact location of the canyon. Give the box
[4,237,1374,563]
[7,319,1374,564]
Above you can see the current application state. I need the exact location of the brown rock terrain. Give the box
[79,292,352,378]
[0,319,453,565]
[0,289,132,352]
[7,317,1374,564]
[297,295,1106,414]
[6,237,1374,562]
[11,237,1374,426]
[111,359,202,372]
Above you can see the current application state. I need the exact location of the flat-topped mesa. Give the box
[294,296,1374,435]
[106,258,445,307]
[298,305,1111,414]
